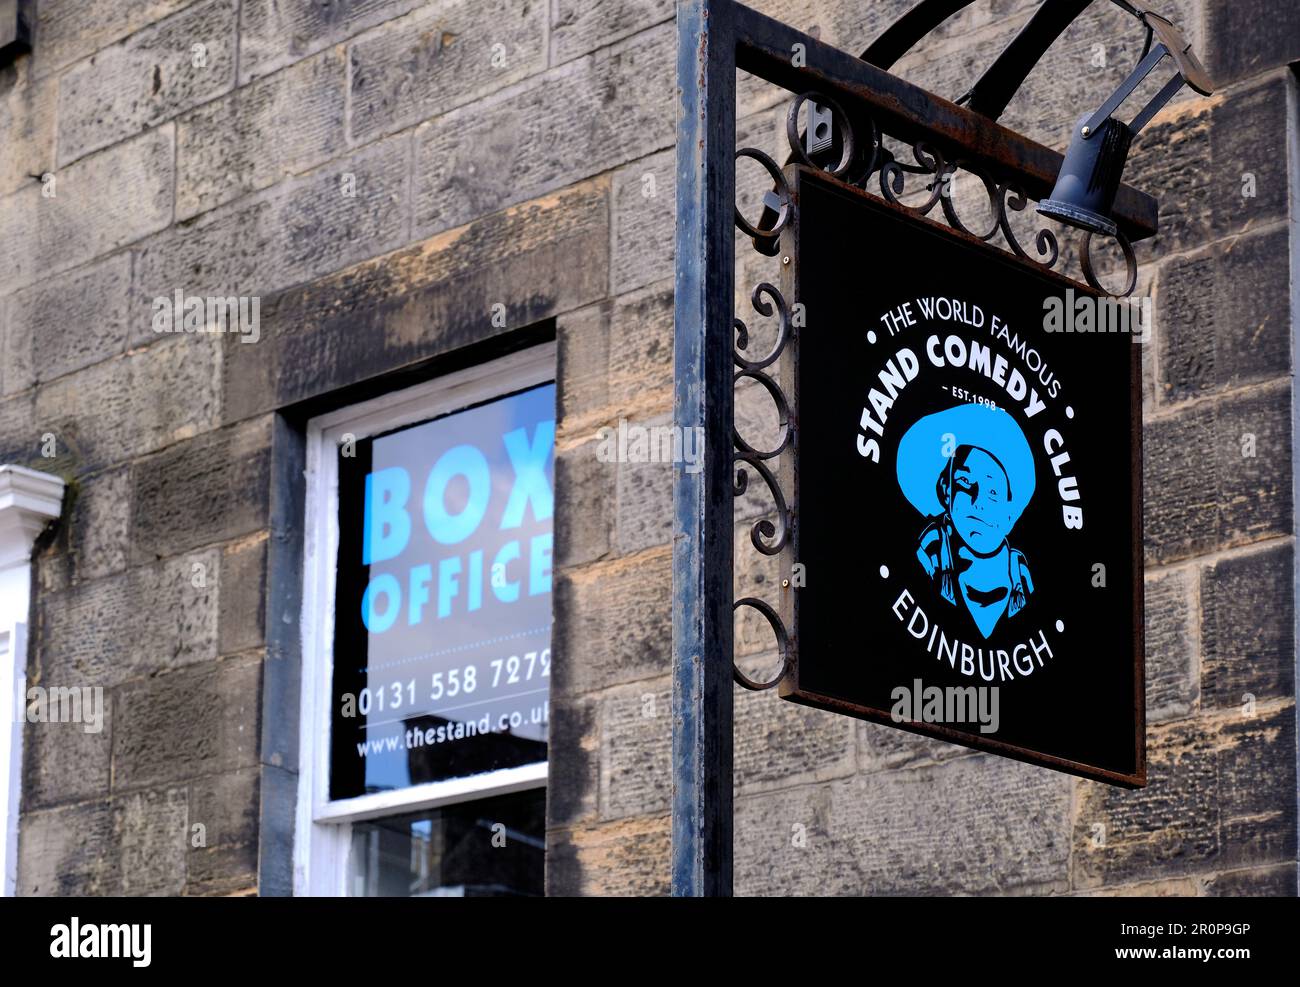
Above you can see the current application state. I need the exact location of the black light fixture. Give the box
[0,0,32,67]
[1037,5,1213,236]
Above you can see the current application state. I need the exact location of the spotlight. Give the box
[1037,7,1213,237]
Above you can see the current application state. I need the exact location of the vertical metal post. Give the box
[672,0,735,896]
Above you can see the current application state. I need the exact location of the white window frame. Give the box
[294,343,555,896]
[0,464,65,897]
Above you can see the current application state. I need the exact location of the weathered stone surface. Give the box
[1217,706,1298,870]
[0,393,37,468]
[1201,543,1293,712]
[552,548,670,695]
[1204,863,1297,897]
[116,787,190,895]
[187,840,258,896]
[553,436,613,570]
[1156,227,1291,404]
[6,253,131,390]
[545,693,599,828]
[611,151,673,295]
[186,768,259,894]
[221,180,608,422]
[552,0,673,65]
[38,549,220,689]
[736,753,1072,895]
[1143,381,1291,565]
[128,417,272,564]
[33,334,221,475]
[1072,705,1296,888]
[218,536,268,656]
[133,133,409,347]
[612,414,675,557]
[734,783,843,896]
[57,0,237,164]
[413,27,672,238]
[20,690,112,808]
[68,467,131,582]
[857,717,976,773]
[238,0,424,82]
[1144,566,1197,722]
[0,297,15,397]
[17,799,119,896]
[176,47,346,219]
[546,814,669,896]
[1127,76,1290,265]
[1205,0,1300,88]
[736,679,857,793]
[348,0,546,143]
[0,126,174,294]
[556,302,611,434]
[607,282,674,415]
[32,0,202,77]
[0,60,56,198]
[599,681,670,820]
[112,655,262,791]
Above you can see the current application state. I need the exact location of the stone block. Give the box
[57,0,237,163]
[413,26,672,238]
[348,0,546,143]
[0,126,174,294]
[1143,382,1291,564]
[552,548,670,695]
[176,46,346,218]
[112,654,262,791]
[128,417,272,564]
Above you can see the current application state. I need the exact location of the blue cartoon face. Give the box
[897,404,1037,638]
[948,447,1015,553]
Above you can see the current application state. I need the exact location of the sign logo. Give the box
[898,404,1036,639]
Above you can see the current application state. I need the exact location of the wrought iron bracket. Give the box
[673,0,1170,897]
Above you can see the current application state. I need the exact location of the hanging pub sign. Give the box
[779,166,1144,787]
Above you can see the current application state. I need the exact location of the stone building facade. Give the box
[0,0,1296,896]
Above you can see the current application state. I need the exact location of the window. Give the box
[296,345,555,896]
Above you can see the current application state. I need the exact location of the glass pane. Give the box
[349,788,546,897]
[330,383,554,800]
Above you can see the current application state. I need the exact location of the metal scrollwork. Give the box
[733,370,791,461]
[1079,228,1138,297]
[732,454,791,556]
[733,147,791,244]
[730,271,795,687]
[732,598,793,691]
[997,183,1061,269]
[938,161,1001,242]
[880,142,946,216]
[733,282,790,373]
[732,281,794,558]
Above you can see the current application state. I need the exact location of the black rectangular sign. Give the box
[780,167,1144,787]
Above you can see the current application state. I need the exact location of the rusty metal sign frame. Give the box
[672,0,1160,897]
